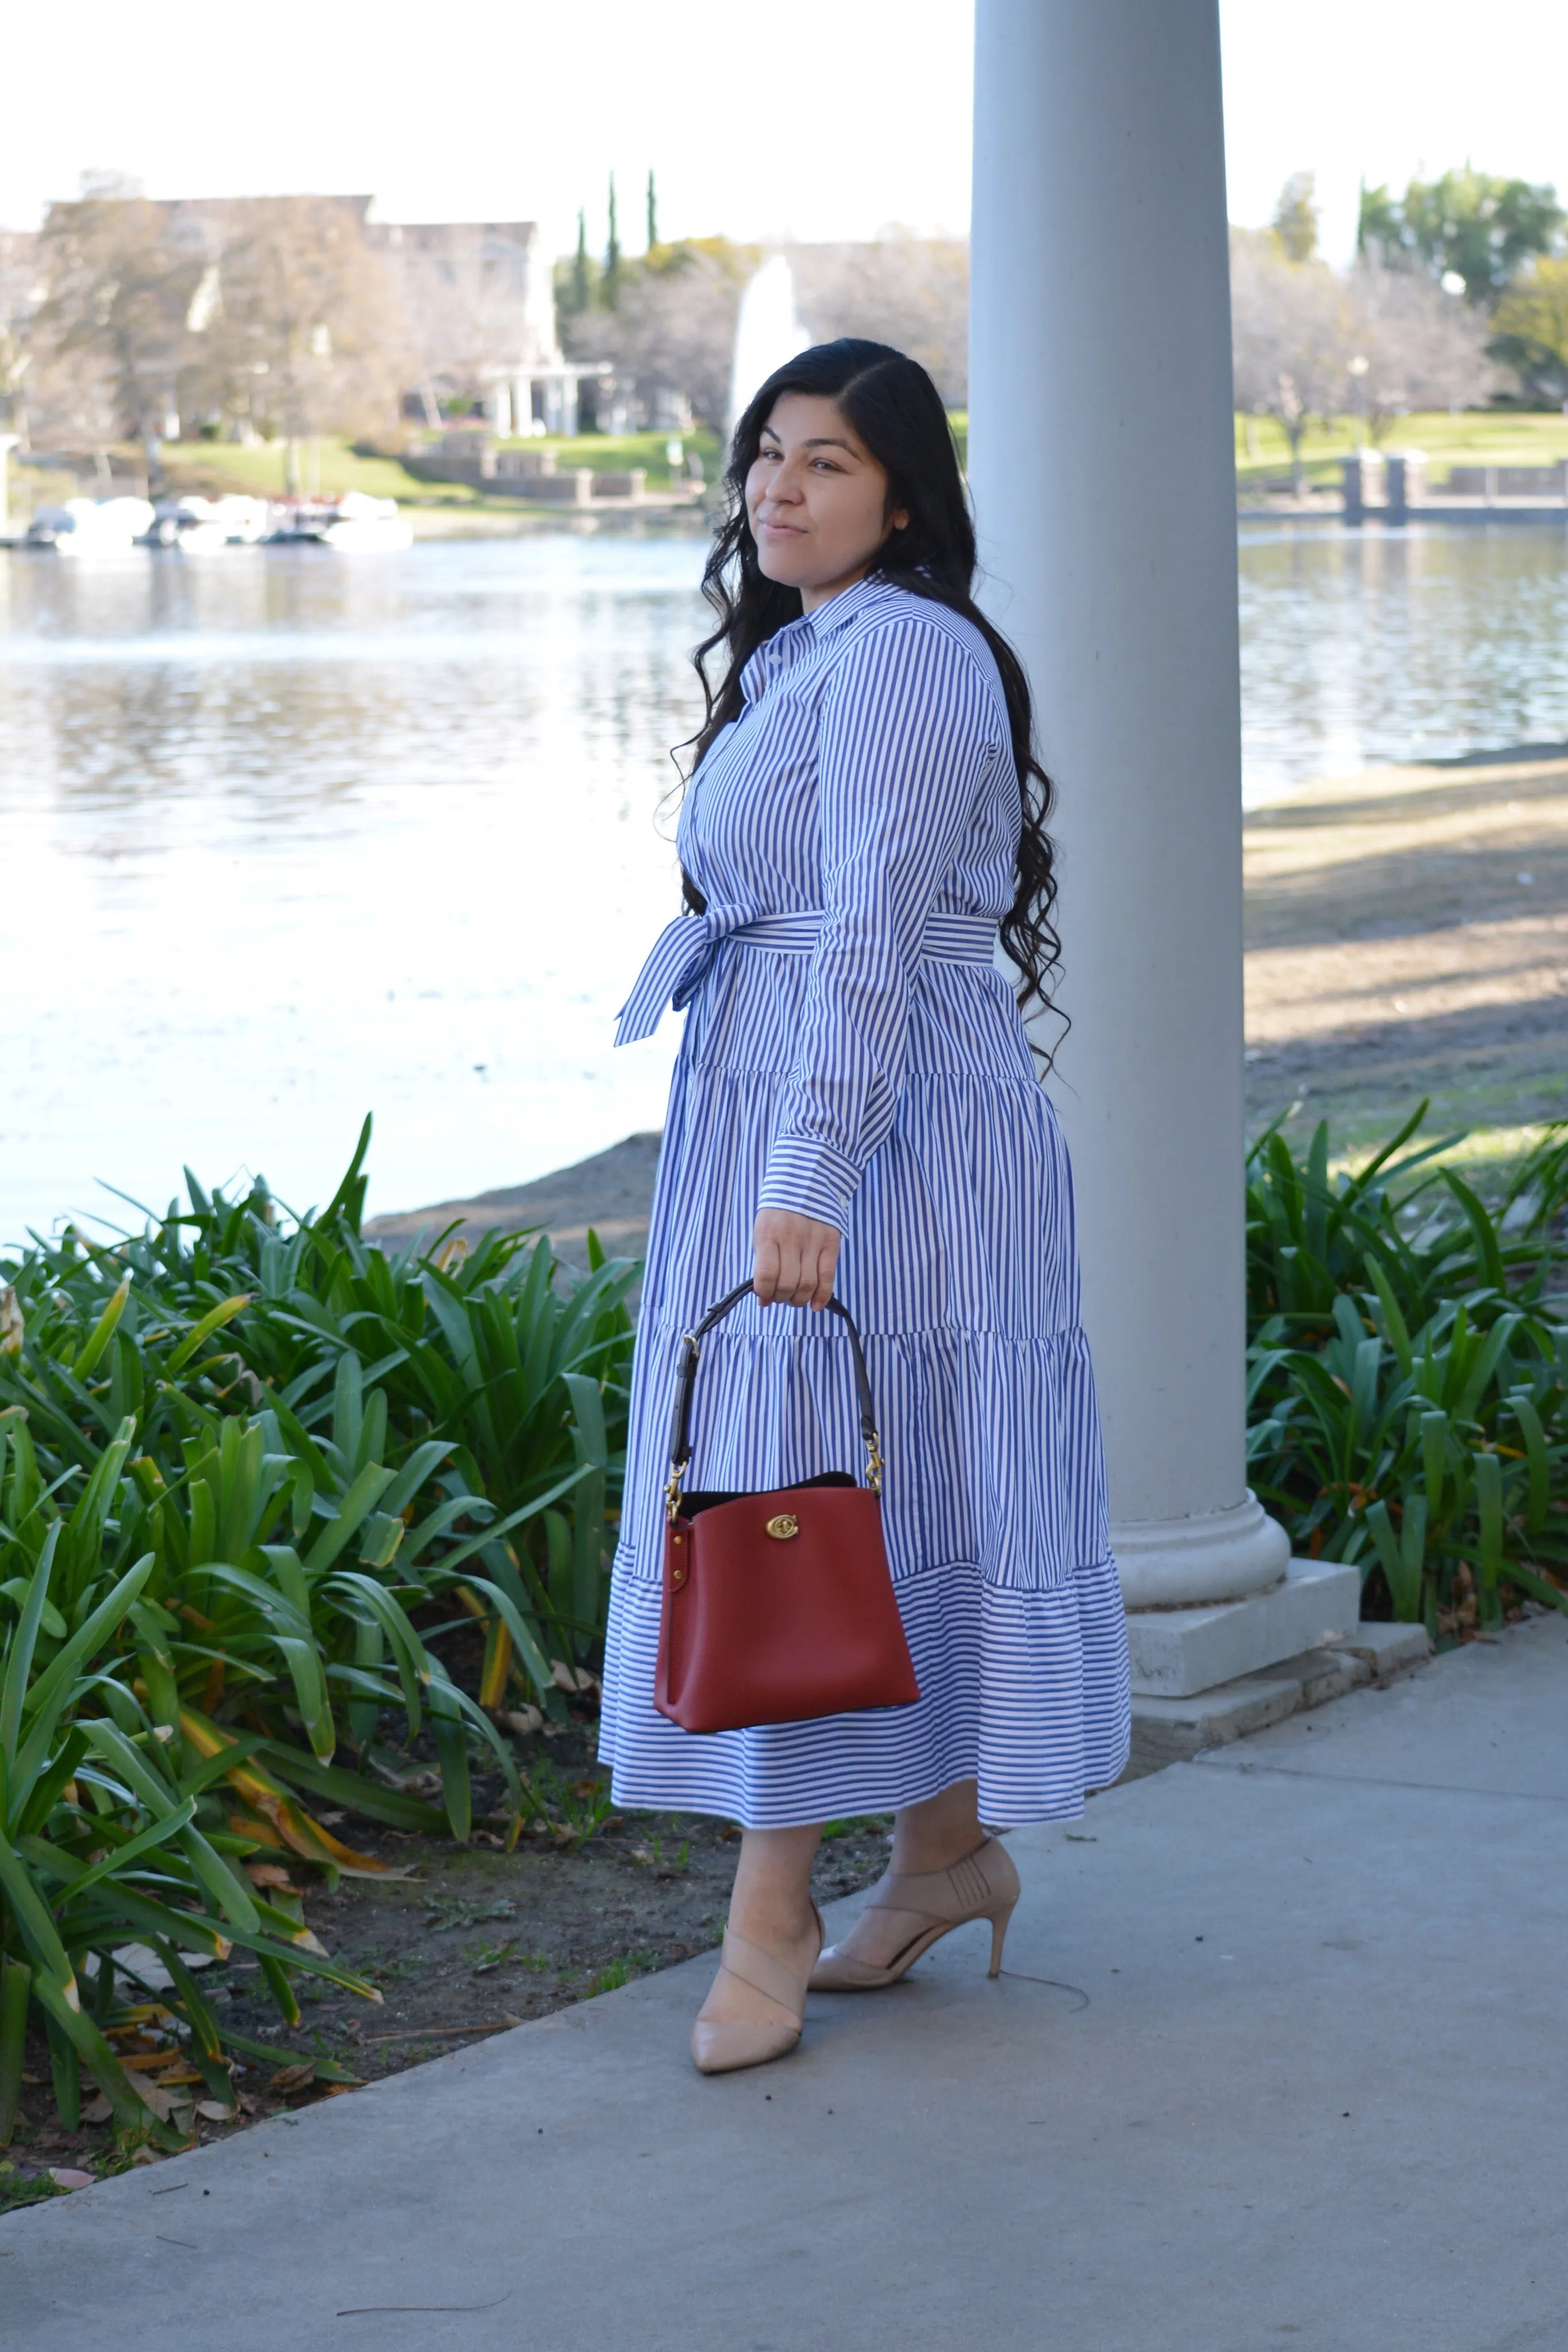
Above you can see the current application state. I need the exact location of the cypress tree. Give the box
[604,175,621,306]
[646,168,658,252]
[570,208,590,315]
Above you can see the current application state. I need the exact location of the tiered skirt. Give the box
[597,937,1132,1827]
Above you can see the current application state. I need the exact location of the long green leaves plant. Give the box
[0,1419,389,2146]
[1245,1104,1568,1637]
[0,1121,637,2129]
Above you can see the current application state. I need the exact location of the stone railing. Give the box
[401,442,652,504]
[1342,450,1568,522]
[1446,463,1568,498]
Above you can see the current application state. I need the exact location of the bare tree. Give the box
[32,177,199,462]
[789,237,970,403]
[370,220,549,422]
[1230,229,1352,489]
[562,238,755,429]
[0,229,44,444]
[1345,261,1495,439]
[189,197,407,485]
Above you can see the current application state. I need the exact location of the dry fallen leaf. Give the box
[243,1862,297,1890]
[267,2062,316,2095]
[549,1661,601,1696]
[48,2168,94,2191]
[195,2100,235,2123]
[81,2094,113,2125]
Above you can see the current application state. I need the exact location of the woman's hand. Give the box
[753,1209,840,1309]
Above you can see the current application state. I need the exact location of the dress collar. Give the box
[803,572,900,638]
[738,574,903,703]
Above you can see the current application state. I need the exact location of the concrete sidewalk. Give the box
[4,1616,1565,2352]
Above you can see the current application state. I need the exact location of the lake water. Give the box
[1238,521,1568,795]
[4,521,1568,1245]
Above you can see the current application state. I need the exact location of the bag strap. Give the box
[665,1281,884,1522]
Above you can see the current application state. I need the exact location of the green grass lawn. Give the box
[494,425,725,488]
[158,439,478,507]
[154,428,725,509]
[3,463,80,525]
[1236,409,1568,490]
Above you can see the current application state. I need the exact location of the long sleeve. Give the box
[756,614,1006,1231]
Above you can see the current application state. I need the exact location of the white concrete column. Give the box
[492,381,513,439]
[970,0,1290,1613]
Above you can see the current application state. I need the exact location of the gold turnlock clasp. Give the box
[665,1466,684,1524]
[765,1512,799,1541]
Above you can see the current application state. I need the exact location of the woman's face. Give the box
[745,392,908,610]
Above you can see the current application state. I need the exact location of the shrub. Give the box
[1246,1105,1568,1638]
[0,1121,636,2133]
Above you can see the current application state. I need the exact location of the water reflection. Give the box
[1239,522,1568,797]
[3,522,1567,1241]
[0,536,709,1243]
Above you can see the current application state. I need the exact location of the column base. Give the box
[1112,1491,1291,1611]
[1124,1557,1360,1697]
[1122,1622,1432,1776]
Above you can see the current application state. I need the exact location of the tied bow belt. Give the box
[615,907,1000,1046]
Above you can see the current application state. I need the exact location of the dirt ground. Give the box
[1244,749,1568,1157]
[0,1725,892,2207]
[366,1133,661,1276]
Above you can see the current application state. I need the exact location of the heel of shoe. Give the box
[986,1900,1016,1979]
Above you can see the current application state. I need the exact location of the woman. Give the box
[601,339,1130,2075]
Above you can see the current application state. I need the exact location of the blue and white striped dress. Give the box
[598,574,1130,1827]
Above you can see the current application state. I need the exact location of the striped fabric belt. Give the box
[615,907,999,1046]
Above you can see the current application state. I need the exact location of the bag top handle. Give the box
[665,1281,884,1521]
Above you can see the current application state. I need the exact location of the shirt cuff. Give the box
[756,1135,860,1233]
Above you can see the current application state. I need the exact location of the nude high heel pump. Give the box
[691,1901,825,2076]
[810,1835,1020,1991]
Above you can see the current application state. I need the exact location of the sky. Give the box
[1,1,1565,264]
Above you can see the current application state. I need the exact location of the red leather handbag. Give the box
[653,1282,920,1735]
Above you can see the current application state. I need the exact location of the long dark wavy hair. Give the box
[677,336,1060,1030]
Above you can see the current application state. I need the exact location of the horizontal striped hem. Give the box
[608,1531,1117,1595]
[597,1552,1132,1829]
